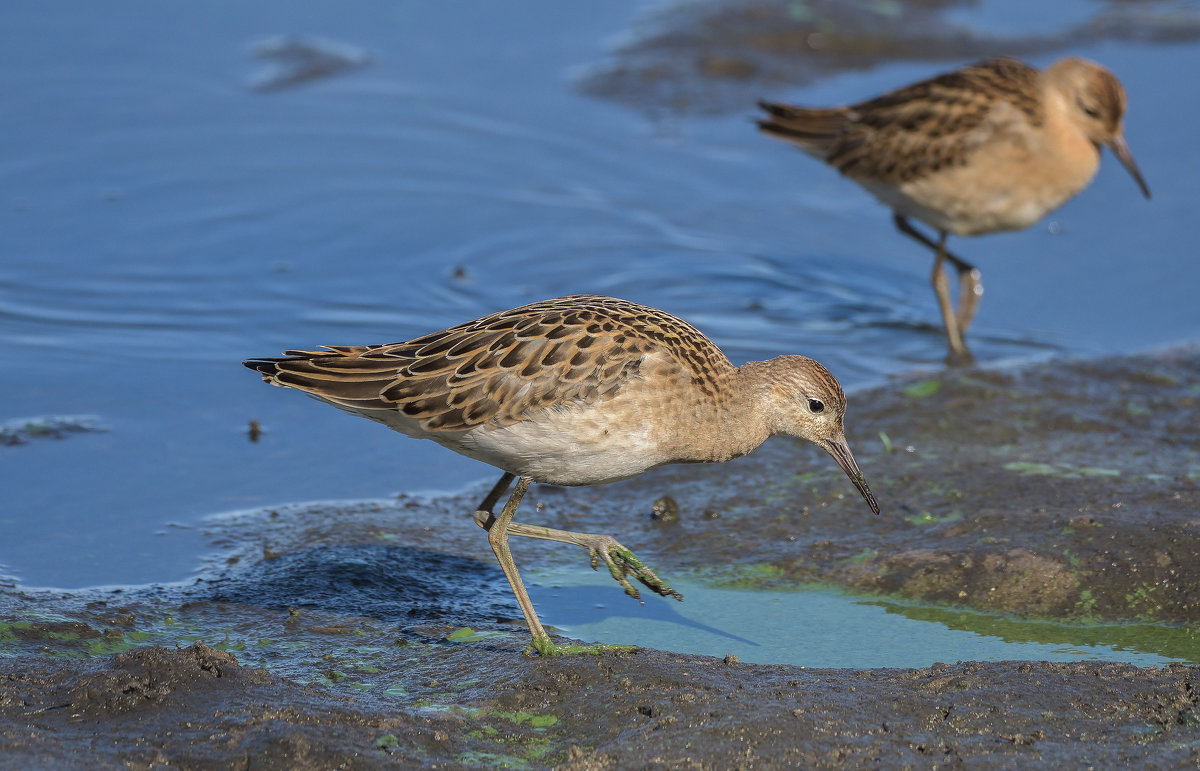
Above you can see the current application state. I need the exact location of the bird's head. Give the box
[1047,57,1150,199]
[754,356,879,515]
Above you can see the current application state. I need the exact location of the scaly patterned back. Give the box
[245,295,735,432]
[761,58,1043,184]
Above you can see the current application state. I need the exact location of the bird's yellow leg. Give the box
[893,214,980,361]
[474,474,643,656]
[474,513,683,605]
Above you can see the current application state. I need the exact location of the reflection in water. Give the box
[531,571,1195,668]
[537,583,759,647]
[0,1,1197,604]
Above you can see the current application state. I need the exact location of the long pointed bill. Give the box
[821,438,879,515]
[1107,134,1151,199]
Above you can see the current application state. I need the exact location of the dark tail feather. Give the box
[243,357,282,375]
[757,100,848,154]
[243,350,398,410]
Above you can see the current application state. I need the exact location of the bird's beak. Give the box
[1107,134,1151,199]
[821,438,880,515]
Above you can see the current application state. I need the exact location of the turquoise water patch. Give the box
[528,570,1193,668]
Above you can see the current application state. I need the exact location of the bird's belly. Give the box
[457,411,672,487]
[861,140,1101,236]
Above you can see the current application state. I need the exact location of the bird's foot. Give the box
[944,344,975,367]
[580,535,684,604]
[472,511,683,605]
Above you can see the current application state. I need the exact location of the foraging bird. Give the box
[758,56,1150,360]
[245,295,878,654]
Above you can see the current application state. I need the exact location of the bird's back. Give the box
[759,57,1043,186]
[244,295,735,436]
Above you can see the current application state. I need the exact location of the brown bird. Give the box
[758,56,1150,361]
[245,295,878,654]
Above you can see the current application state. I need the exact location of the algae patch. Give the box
[444,627,508,644]
[901,380,942,399]
[865,599,1199,665]
[1003,462,1121,479]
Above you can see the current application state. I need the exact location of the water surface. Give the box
[531,571,1194,668]
[2,1,1198,613]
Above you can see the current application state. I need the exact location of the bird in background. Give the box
[245,295,879,655]
[758,56,1151,361]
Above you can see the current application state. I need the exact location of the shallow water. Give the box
[2,0,1199,631]
[531,571,1195,668]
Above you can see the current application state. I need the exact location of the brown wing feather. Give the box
[760,58,1043,184]
[243,295,735,433]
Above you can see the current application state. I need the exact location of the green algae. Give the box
[491,710,559,728]
[1003,461,1122,479]
[904,511,962,526]
[902,380,942,399]
[864,598,1199,664]
[709,563,786,589]
[445,627,507,643]
[456,751,533,769]
[529,637,638,656]
[456,708,563,768]
[844,548,879,564]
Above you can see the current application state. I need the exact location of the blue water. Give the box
[529,571,1194,668]
[1,0,1198,653]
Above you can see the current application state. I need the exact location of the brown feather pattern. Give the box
[243,295,735,433]
[759,58,1043,185]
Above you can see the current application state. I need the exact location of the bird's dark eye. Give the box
[807,398,825,414]
[1080,103,1100,119]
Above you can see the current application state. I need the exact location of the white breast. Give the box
[460,409,669,487]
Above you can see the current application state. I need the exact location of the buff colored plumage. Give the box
[759,57,1150,360]
[245,295,878,654]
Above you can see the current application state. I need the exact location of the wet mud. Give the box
[3,643,1197,768]
[577,0,1200,115]
[2,346,1198,767]
[0,415,105,446]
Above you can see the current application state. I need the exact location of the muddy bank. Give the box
[2,642,1197,769]
[1,346,1198,767]
[577,0,1200,115]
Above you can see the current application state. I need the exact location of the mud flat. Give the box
[2,346,1197,768]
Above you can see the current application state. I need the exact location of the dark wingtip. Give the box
[242,358,278,375]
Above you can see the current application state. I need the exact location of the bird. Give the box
[757,56,1151,361]
[244,295,879,655]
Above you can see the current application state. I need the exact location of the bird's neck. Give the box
[697,363,773,463]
